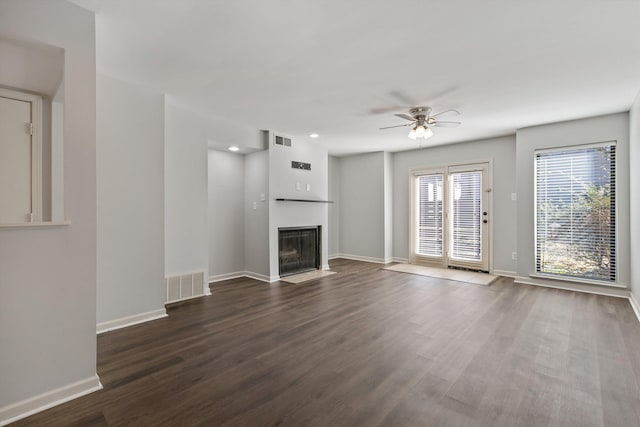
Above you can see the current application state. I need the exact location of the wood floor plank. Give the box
[11,259,640,426]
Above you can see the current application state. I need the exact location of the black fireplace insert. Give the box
[278,226,321,277]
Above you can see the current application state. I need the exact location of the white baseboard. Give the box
[514,276,629,298]
[331,253,390,264]
[243,271,279,283]
[96,308,167,334]
[391,257,408,263]
[630,292,640,324]
[493,269,516,278]
[211,269,336,284]
[164,293,211,306]
[208,271,246,283]
[0,375,102,426]
[328,254,340,260]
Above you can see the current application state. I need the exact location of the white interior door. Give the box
[411,162,490,272]
[0,95,33,223]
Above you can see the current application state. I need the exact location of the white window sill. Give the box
[529,272,625,289]
[0,221,71,230]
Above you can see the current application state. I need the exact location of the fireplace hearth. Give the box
[278,226,321,277]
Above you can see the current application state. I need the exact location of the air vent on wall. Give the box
[274,134,292,147]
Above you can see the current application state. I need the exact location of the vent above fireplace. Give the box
[274,134,292,147]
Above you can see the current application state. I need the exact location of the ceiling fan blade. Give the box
[379,123,414,130]
[394,113,416,122]
[433,121,461,128]
[432,109,460,118]
[389,89,417,106]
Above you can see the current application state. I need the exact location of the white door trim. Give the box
[0,87,43,222]
[409,166,446,266]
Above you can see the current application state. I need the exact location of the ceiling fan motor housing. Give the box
[409,106,431,118]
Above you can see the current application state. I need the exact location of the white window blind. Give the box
[535,143,616,282]
[417,174,443,257]
[450,171,482,261]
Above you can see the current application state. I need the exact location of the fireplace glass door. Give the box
[278,227,320,277]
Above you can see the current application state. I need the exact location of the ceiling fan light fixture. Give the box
[423,126,434,139]
[380,106,459,141]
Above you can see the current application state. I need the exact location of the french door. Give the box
[410,162,490,272]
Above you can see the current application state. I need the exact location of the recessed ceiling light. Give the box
[228,146,239,152]
[309,133,320,138]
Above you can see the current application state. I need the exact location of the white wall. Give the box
[164,103,209,284]
[244,150,270,278]
[0,38,65,223]
[515,113,630,293]
[0,0,99,416]
[339,152,387,262]
[268,139,329,277]
[328,155,341,257]
[208,150,245,278]
[629,92,640,303]
[96,74,165,324]
[0,37,64,98]
[166,96,264,153]
[392,136,517,271]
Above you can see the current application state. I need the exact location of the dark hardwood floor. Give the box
[14,259,640,426]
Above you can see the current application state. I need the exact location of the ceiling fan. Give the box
[379,107,461,140]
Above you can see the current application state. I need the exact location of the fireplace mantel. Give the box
[275,198,333,203]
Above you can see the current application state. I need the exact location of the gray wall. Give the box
[392,136,517,272]
[0,0,98,409]
[339,152,387,261]
[164,104,209,281]
[208,150,245,278]
[328,155,341,257]
[244,150,270,277]
[96,74,165,324]
[515,113,630,290]
[629,93,640,300]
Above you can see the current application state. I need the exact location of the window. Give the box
[450,171,482,262]
[416,174,444,257]
[535,142,616,282]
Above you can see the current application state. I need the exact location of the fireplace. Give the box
[278,226,321,277]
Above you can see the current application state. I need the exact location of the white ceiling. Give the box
[70,0,640,155]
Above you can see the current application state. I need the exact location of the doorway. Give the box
[0,88,42,223]
[410,162,491,272]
